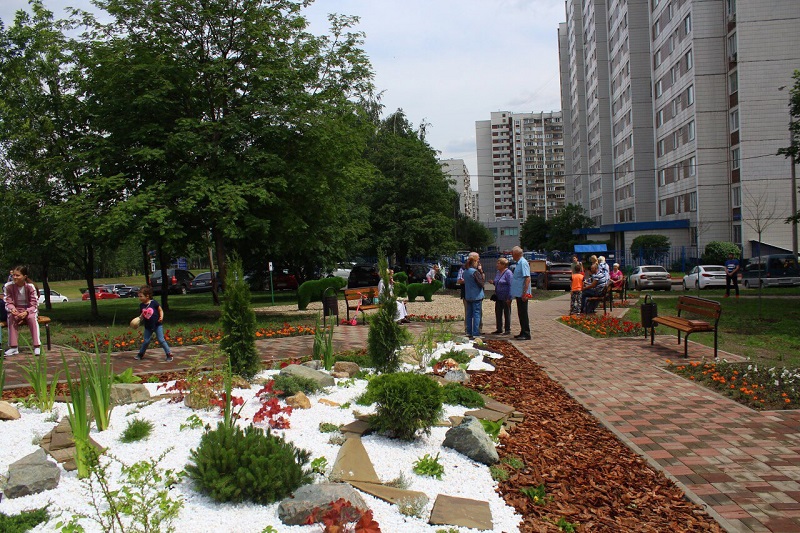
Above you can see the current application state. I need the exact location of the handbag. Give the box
[489,294,497,301]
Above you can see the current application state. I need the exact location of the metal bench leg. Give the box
[650,325,655,344]
[713,329,718,359]
[45,323,51,350]
[677,331,681,345]
[684,333,690,358]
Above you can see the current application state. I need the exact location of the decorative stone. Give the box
[302,360,323,370]
[3,449,60,499]
[285,392,312,409]
[340,420,371,437]
[318,398,340,407]
[110,384,151,406]
[331,437,380,483]
[463,408,507,423]
[0,401,21,420]
[398,346,418,365]
[348,480,428,506]
[40,417,103,471]
[481,397,515,415]
[448,415,464,427]
[331,371,350,379]
[443,369,470,383]
[278,483,368,526]
[442,416,499,465]
[428,494,493,530]
[280,364,334,388]
[230,376,251,389]
[333,361,360,377]
[498,427,510,439]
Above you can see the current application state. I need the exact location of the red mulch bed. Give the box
[471,340,723,532]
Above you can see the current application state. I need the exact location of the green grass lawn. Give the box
[626,295,800,366]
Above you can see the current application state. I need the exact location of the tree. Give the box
[742,189,780,313]
[631,234,671,264]
[702,241,741,265]
[454,214,493,251]
[779,69,800,224]
[220,259,259,379]
[545,204,594,251]
[520,215,550,251]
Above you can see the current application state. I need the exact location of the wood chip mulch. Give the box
[470,340,723,533]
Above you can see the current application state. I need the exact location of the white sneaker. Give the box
[4,347,19,357]
[34,347,41,356]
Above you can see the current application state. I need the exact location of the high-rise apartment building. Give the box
[475,111,566,223]
[439,158,477,220]
[559,0,800,256]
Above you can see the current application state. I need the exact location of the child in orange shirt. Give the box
[570,263,584,315]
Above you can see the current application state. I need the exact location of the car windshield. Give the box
[641,267,667,273]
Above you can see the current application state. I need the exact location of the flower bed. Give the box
[559,314,644,337]
[67,323,314,353]
[666,359,799,410]
[406,314,461,323]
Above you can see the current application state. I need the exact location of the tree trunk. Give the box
[41,262,51,311]
[85,243,99,318]
[207,230,220,306]
[158,245,170,311]
[141,243,151,286]
[214,228,227,291]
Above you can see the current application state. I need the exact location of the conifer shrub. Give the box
[297,277,347,310]
[441,382,485,408]
[368,253,410,373]
[220,259,260,379]
[271,374,323,397]
[406,280,443,302]
[186,422,311,504]
[367,372,443,440]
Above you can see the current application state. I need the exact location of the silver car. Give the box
[628,265,672,291]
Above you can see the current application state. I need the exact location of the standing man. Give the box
[463,255,485,339]
[724,252,740,298]
[510,246,531,340]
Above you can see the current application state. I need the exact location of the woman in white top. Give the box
[378,270,409,323]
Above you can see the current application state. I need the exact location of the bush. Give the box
[368,253,410,373]
[297,277,347,310]
[186,422,311,504]
[0,507,49,533]
[406,280,443,302]
[702,241,741,265]
[271,374,323,397]
[441,382,485,408]
[630,234,670,264]
[367,373,443,440]
[221,259,260,379]
[393,271,408,284]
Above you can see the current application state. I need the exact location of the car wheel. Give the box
[180,285,188,295]
[635,281,640,291]
[683,281,688,290]
[743,280,750,289]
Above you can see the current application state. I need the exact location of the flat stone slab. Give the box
[348,481,428,505]
[429,494,493,531]
[463,408,507,423]
[449,415,464,427]
[331,436,380,484]
[479,395,516,414]
[340,419,371,437]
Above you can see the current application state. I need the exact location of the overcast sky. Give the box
[0,0,566,185]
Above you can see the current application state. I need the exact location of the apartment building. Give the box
[439,158,477,220]
[559,0,800,257]
[474,111,566,224]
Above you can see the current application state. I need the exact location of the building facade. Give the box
[439,158,477,220]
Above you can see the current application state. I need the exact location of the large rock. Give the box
[442,416,499,465]
[280,364,334,388]
[302,360,323,370]
[3,449,60,498]
[333,361,360,378]
[0,401,21,420]
[110,384,151,406]
[443,369,470,383]
[285,392,312,409]
[278,483,368,525]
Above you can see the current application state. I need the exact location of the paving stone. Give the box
[348,480,427,505]
[340,419,371,436]
[428,494,493,530]
[479,396,515,415]
[462,408,507,423]
[331,437,380,484]
[318,398,340,407]
[0,401,21,420]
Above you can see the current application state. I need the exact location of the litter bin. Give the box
[640,294,657,338]
[322,287,339,327]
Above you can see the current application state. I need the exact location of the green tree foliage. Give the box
[367,253,409,373]
[455,214,493,251]
[778,69,800,225]
[367,372,443,440]
[520,215,550,250]
[702,241,741,264]
[631,234,671,263]
[220,259,259,379]
[545,204,594,251]
[365,110,458,260]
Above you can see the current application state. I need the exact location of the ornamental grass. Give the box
[559,314,644,338]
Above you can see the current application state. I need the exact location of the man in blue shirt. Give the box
[724,252,740,298]
[581,262,609,314]
[510,246,531,340]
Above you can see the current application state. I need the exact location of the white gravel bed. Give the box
[1,362,521,533]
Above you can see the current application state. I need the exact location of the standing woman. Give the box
[4,266,41,356]
[488,257,513,334]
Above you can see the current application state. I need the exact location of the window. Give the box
[657,109,665,127]
[667,2,674,20]
[733,224,742,244]
[730,109,739,131]
[728,33,738,57]
[690,191,697,211]
[656,79,663,97]
[686,85,694,106]
[732,185,741,207]
[660,199,667,214]
[673,131,679,149]
[727,0,737,17]
[731,147,740,169]
[672,98,679,116]
[671,66,677,83]
[729,71,738,94]
[653,19,661,38]
[659,169,666,185]
[668,34,675,53]
[685,50,693,70]
[654,49,662,68]
[689,156,696,176]
[658,139,666,156]
[683,14,692,35]
[688,120,695,141]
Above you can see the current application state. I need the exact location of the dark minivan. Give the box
[741,254,800,288]
[347,263,381,288]
[150,269,195,294]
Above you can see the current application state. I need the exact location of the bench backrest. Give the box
[676,296,722,322]
[344,287,378,302]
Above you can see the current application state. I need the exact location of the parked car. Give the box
[444,264,461,289]
[741,254,800,288]
[399,263,431,284]
[38,289,68,304]
[150,269,195,295]
[348,263,381,288]
[117,286,139,298]
[190,272,222,293]
[328,262,355,280]
[82,287,120,300]
[627,265,672,291]
[267,269,299,291]
[103,283,129,294]
[683,265,727,290]
[536,262,572,290]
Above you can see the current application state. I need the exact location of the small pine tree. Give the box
[220,259,259,379]
[367,251,410,373]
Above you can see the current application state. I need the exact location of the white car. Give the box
[683,265,727,290]
[38,289,69,303]
[627,265,672,291]
[330,262,355,280]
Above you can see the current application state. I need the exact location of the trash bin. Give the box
[322,287,339,327]
[641,294,657,337]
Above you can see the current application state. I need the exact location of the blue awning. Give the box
[574,244,608,253]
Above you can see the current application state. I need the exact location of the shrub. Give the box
[393,271,408,284]
[297,277,347,310]
[702,241,741,265]
[220,259,260,379]
[0,507,49,533]
[186,422,311,504]
[367,253,410,373]
[406,280,443,302]
[432,348,471,366]
[271,374,323,397]
[367,372,443,440]
[441,383,485,408]
[120,418,155,443]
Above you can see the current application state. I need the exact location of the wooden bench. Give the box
[0,315,52,350]
[344,287,379,325]
[650,296,721,358]
[585,284,613,314]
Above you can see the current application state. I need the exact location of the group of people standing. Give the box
[457,246,531,341]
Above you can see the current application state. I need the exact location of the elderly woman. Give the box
[609,263,624,290]
[487,257,513,334]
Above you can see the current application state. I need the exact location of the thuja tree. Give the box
[367,252,409,373]
[220,259,259,378]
